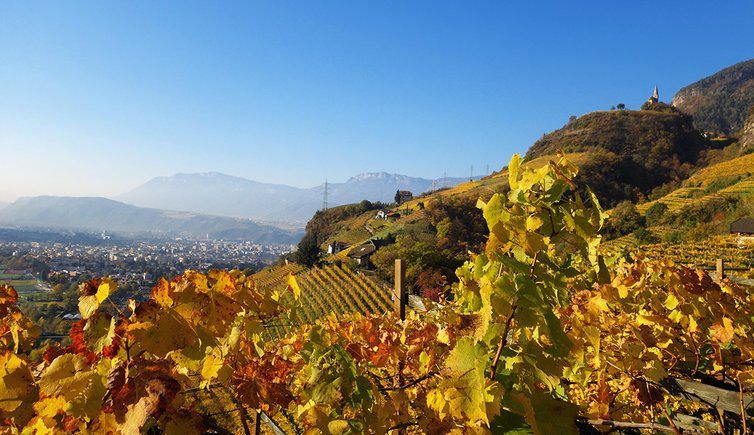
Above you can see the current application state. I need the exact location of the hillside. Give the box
[0,196,302,243]
[525,106,711,207]
[289,154,597,294]
[599,150,754,254]
[672,58,754,135]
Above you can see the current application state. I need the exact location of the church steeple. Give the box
[648,85,659,104]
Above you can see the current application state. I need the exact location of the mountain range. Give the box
[0,196,302,244]
[115,172,479,224]
[0,172,477,244]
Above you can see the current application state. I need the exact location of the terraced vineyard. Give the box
[687,153,754,185]
[251,262,303,289]
[254,264,393,339]
[637,153,754,214]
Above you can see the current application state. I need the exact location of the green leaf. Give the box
[82,313,116,354]
[517,392,580,435]
[543,311,572,356]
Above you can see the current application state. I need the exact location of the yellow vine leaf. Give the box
[688,314,698,333]
[38,354,93,402]
[200,354,227,383]
[152,278,173,308]
[508,154,522,190]
[32,395,67,419]
[288,273,301,300]
[526,214,545,232]
[663,293,679,311]
[327,420,351,434]
[0,351,37,422]
[95,281,112,303]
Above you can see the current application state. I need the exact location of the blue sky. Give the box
[1,1,753,201]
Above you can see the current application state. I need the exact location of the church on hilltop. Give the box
[647,85,659,105]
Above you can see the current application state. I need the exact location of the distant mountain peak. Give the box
[347,172,416,183]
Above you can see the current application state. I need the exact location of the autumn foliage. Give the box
[1,154,753,433]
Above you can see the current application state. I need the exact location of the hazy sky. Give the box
[1,1,753,202]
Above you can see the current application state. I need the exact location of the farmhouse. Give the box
[730,218,754,235]
[348,242,377,267]
[731,217,754,246]
[327,241,349,255]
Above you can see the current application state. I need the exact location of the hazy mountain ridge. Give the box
[117,171,480,224]
[0,196,302,244]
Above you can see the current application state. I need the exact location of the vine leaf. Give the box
[0,350,37,423]
[38,354,93,402]
[433,337,498,426]
[78,279,117,320]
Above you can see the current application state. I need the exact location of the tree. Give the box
[294,230,321,267]
[616,103,625,110]
[601,200,645,240]
[394,190,402,204]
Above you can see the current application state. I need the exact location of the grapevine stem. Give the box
[489,252,538,380]
[529,251,539,276]
[688,331,700,375]
[106,296,126,318]
[227,392,251,435]
[657,405,681,435]
[489,303,517,381]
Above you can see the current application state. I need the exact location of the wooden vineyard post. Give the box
[252,409,260,435]
[716,258,724,282]
[394,259,406,320]
[393,258,407,433]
